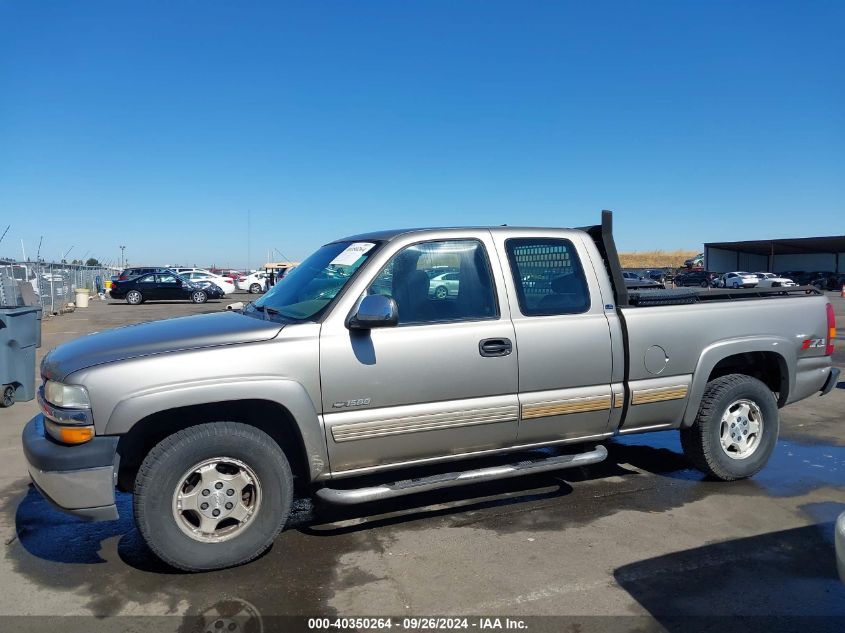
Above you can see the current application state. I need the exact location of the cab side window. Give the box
[506,238,590,316]
[366,239,498,325]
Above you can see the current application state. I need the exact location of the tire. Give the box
[680,374,778,481]
[134,422,293,572]
[434,285,448,300]
[191,290,208,304]
[699,281,708,288]
[1,385,14,408]
[249,283,261,294]
[126,290,143,305]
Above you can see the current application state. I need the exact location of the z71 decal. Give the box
[801,338,825,350]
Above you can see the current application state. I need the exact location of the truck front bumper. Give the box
[22,415,120,521]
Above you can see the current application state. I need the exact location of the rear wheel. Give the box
[191,290,208,304]
[680,374,778,481]
[134,422,293,571]
[434,285,448,300]
[126,290,143,305]
[699,280,708,288]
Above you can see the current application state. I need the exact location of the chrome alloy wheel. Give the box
[172,457,262,543]
[719,399,764,460]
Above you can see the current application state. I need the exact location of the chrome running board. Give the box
[316,445,608,505]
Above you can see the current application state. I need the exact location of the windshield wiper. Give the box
[252,304,280,321]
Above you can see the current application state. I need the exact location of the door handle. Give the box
[479,338,513,357]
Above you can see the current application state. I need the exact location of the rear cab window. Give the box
[505,238,591,316]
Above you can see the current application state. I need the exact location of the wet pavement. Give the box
[0,293,843,631]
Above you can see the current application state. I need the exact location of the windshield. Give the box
[251,240,379,321]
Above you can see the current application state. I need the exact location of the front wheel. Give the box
[249,283,262,294]
[680,374,778,481]
[191,290,208,304]
[126,290,143,305]
[700,281,708,288]
[134,422,293,571]
[434,285,448,300]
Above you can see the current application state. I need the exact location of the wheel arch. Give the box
[681,338,793,427]
[109,379,329,491]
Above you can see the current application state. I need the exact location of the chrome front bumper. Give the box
[22,415,120,521]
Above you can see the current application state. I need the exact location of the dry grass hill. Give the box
[618,250,699,269]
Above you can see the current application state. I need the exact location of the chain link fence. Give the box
[0,261,116,313]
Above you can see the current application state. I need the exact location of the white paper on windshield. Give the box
[331,242,375,266]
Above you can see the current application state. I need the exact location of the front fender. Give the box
[104,376,329,480]
[681,336,793,427]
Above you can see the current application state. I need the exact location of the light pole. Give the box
[119,245,126,268]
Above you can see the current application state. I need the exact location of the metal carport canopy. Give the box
[705,234,845,273]
[705,235,845,256]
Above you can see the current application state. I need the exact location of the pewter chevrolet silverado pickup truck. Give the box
[23,212,839,571]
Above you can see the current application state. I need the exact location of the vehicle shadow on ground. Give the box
[613,502,845,633]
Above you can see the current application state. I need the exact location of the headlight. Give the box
[44,380,91,409]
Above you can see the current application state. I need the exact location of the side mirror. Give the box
[348,294,399,329]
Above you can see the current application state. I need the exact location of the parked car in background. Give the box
[753,272,797,288]
[109,271,224,304]
[115,266,169,282]
[621,271,663,289]
[683,253,704,268]
[236,270,269,293]
[210,268,243,282]
[641,268,673,284]
[673,270,716,287]
[717,272,759,289]
[177,271,235,295]
[777,271,835,286]
[428,271,460,299]
[809,272,845,291]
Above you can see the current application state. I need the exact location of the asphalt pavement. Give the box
[0,291,842,632]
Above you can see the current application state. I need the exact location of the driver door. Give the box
[319,234,519,475]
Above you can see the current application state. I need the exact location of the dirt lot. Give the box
[1,292,843,631]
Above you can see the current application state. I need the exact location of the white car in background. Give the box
[176,270,235,295]
[236,270,269,294]
[719,271,760,288]
[753,272,797,288]
[428,271,460,299]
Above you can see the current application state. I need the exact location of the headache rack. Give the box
[580,211,824,308]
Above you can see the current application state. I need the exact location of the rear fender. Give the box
[681,337,793,427]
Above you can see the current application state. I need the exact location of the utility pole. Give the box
[119,245,126,268]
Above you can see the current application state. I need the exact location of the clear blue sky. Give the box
[1,1,843,269]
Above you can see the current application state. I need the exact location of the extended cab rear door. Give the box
[490,230,616,444]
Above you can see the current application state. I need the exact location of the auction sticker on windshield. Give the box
[331,242,375,266]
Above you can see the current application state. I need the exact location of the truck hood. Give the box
[42,312,284,381]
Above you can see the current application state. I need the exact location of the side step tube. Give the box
[316,445,608,505]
